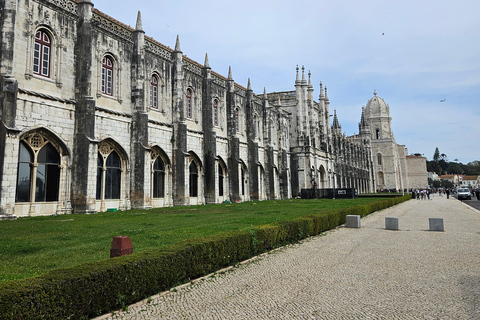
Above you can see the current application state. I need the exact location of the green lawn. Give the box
[0,198,385,282]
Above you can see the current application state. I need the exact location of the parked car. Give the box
[457,188,471,200]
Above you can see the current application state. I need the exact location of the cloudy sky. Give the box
[94,0,479,164]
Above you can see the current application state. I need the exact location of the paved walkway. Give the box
[96,196,480,319]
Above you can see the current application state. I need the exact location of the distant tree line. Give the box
[421,147,480,176]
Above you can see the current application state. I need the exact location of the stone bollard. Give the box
[385,217,399,230]
[429,218,444,231]
[110,236,133,258]
[346,215,361,228]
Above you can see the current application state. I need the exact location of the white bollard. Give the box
[429,218,444,231]
[385,217,399,230]
[346,215,361,228]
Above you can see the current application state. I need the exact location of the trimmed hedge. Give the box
[0,196,410,319]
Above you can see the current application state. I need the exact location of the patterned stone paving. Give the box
[95,196,480,319]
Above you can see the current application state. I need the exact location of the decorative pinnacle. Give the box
[204,53,210,68]
[174,35,181,52]
[247,78,252,91]
[228,66,233,80]
[135,11,143,31]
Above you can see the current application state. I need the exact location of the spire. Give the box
[263,87,267,99]
[325,86,329,102]
[135,11,143,31]
[308,70,313,88]
[319,82,324,99]
[247,78,252,91]
[301,65,306,84]
[359,106,368,130]
[295,65,300,85]
[228,66,233,80]
[174,35,181,52]
[332,110,342,135]
[204,53,210,68]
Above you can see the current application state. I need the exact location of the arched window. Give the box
[213,99,219,126]
[153,157,165,198]
[102,56,113,95]
[376,129,380,140]
[377,154,382,166]
[33,30,51,77]
[16,140,60,202]
[150,75,158,109]
[218,164,224,196]
[186,89,193,119]
[97,148,121,200]
[189,161,198,197]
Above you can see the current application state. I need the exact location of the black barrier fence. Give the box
[301,188,357,199]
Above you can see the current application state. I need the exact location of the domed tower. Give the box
[364,91,403,192]
[364,90,393,141]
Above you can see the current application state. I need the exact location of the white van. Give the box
[457,188,471,200]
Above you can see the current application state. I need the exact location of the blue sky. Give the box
[94,0,480,164]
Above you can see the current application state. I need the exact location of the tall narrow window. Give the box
[189,161,198,197]
[16,140,60,203]
[218,164,224,196]
[153,157,165,198]
[102,56,113,95]
[377,154,382,166]
[241,168,245,195]
[186,89,192,119]
[150,75,158,109]
[33,30,51,77]
[213,100,219,126]
[235,108,239,133]
[376,129,380,139]
[16,142,33,202]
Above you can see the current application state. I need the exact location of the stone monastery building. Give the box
[0,0,427,218]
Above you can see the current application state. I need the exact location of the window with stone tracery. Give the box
[96,143,121,200]
[16,134,60,203]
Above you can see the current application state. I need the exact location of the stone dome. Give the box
[364,90,390,119]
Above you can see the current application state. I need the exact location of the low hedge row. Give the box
[0,195,410,319]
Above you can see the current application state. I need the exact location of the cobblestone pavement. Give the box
[95,197,480,320]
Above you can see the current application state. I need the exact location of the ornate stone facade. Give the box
[0,0,423,218]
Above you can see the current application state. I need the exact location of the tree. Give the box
[433,147,440,162]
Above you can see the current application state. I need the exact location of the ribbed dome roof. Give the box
[365,90,389,118]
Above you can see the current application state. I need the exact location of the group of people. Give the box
[411,189,434,200]
[410,187,480,200]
